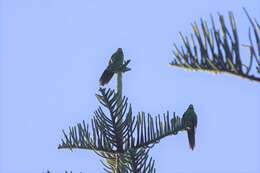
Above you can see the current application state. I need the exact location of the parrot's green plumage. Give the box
[108,48,124,71]
[99,48,124,86]
[182,104,197,150]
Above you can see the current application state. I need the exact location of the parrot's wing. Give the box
[99,68,114,86]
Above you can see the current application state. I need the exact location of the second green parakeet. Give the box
[182,104,198,150]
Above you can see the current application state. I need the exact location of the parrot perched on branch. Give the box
[99,48,130,86]
[182,104,198,150]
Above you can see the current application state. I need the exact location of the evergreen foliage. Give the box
[170,8,260,82]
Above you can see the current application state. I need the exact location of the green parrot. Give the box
[182,104,197,150]
[99,48,124,86]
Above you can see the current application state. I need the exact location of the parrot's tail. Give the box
[99,69,114,86]
[187,127,195,150]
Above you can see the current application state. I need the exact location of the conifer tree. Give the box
[58,48,198,173]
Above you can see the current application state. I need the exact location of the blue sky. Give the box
[0,0,260,173]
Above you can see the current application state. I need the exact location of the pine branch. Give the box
[99,148,155,173]
[58,88,135,154]
[58,88,185,153]
[126,148,155,173]
[58,88,193,146]
[243,7,260,73]
[170,8,260,82]
[131,112,184,150]
[57,120,116,154]
[100,152,129,173]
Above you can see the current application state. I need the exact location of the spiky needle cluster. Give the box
[170,8,260,82]
[58,49,198,173]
